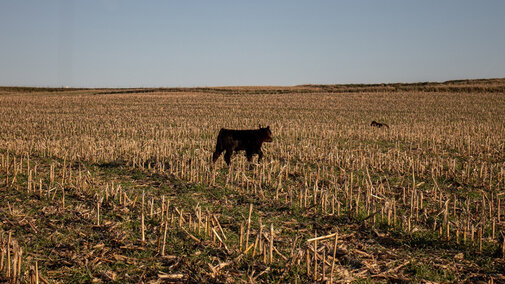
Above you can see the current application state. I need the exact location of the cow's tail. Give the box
[215,128,225,152]
[212,128,226,164]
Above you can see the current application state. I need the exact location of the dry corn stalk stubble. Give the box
[0,81,505,282]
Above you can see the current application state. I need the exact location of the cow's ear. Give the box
[267,126,270,129]
[259,124,262,129]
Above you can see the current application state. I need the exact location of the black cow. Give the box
[212,126,273,165]
[370,120,389,128]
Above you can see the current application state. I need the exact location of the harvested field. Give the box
[0,79,505,283]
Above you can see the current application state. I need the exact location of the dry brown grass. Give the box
[0,79,504,282]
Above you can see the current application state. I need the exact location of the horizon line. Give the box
[1,77,504,90]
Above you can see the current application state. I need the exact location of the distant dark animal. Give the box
[370,121,389,128]
[212,126,273,165]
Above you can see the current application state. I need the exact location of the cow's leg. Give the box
[257,150,264,163]
[245,150,254,169]
[246,150,253,162]
[212,149,223,163]
[224,150,233,166]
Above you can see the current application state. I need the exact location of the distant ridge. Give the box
[1,78,504,95]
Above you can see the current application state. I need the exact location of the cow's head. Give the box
[259,125,273,142]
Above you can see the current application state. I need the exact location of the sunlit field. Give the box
[1,79,504,282]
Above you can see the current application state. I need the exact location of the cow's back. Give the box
[219,129,261,151]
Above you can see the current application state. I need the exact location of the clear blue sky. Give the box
[1,0,504,87]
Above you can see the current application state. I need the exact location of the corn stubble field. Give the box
[0,79,505,283]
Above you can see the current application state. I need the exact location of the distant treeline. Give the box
[1,78,504,95]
